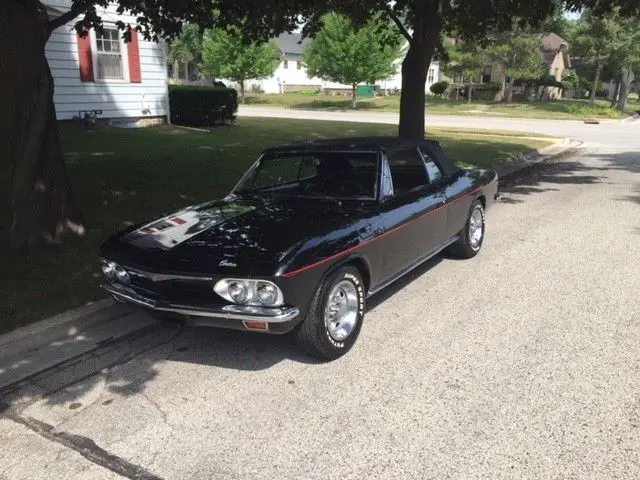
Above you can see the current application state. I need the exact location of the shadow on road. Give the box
[497,147,639,204]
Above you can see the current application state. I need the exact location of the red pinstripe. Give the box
[283,188,481,278]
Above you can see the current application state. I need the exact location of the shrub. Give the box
[169,85,238,126]
[430,81,449,95]
[479,82,502,92]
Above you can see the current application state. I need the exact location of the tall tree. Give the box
[444,40,487,104]
[200,26,280,104]
[167,23,203,77]
[486,33,547,103]
[303,14,402,108]
[2,0,639,248]
[572,10,625,105]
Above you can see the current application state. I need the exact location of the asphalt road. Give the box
[1,112,639,480]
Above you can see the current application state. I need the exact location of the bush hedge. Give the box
[430,81,449,95]
[169,85,238,126]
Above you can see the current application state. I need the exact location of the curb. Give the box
[495,137,582,177]
[0,299,155,392]
[0,299,111,349]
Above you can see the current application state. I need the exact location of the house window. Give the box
[427,68,435,84]
[481,65,492,83]
[95,28,125,80]
[178,62,188,80]
[297,60,302,70]
[283,59,288,69]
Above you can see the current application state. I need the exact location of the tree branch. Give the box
[382,2,412,44]
[47,6,83,35]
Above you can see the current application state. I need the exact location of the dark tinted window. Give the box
[387,148,428,194]
[236,151,378,199]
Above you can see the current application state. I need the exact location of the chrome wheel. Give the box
[324,280,359,342]
[469,207,484,249]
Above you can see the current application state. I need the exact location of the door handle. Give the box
[359,225,373,239]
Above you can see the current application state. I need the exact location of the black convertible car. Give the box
[100,137,499,359]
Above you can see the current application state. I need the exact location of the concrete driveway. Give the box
[1,112,639,480]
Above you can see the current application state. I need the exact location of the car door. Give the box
[420,143,476,240]
[377,147,447,283]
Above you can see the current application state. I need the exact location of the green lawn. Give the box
[0,118,555,334]
[245,93,639,120]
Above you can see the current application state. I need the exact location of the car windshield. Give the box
[233,151,379,200]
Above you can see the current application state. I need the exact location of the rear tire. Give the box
[295,266,365,360]
[449,200,485,259]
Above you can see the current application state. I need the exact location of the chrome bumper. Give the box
[101,284,300,323]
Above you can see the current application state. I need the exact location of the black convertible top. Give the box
[262,136,459,177]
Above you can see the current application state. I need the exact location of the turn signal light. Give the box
[243,321,269,331]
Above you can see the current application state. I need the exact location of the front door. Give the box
[377,147,447,283]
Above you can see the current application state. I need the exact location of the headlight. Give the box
[256,282,279,306]
[227,280,249,304]
[101,260,116,279]
[114,265,130,285]
[101,260,129,285]
[213,279,283,307]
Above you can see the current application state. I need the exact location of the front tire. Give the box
[295,266,365,360]
[449,199,485,259]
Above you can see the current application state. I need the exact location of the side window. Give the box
[381,157,394,198]
[419,147,443,184]
[387,148,428,194]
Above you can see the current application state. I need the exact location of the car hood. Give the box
[102,195,360,276]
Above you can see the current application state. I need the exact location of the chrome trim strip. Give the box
[126,267,213,283]
[101,284,299,323]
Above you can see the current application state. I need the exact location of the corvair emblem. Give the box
[219,259,237,268]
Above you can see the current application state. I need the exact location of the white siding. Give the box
[44,0,168,120]
[248,51,441,94]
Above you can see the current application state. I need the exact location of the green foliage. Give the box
[480,82,503,92]
[444,40,487,84]
[430,81,450,95]
[200,26,280,91]
[571,10,626,69]
[538,74,565,88]
[168,85,238,126]
[486,33,547,83]
[167,23,203,65]
[303,13,402,98]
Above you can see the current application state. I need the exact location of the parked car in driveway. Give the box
[99,137,499,359]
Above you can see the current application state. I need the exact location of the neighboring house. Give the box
[445,33,571,101]
[45,0,169,124]
[539,33,571,99]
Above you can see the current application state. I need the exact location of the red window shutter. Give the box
[77,32,94,82]
[128,30,142,83]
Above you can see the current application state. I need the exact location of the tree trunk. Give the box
[616,67,633,112]
[351,84,357,109]
[0,1,84,248]
[505,79,514,104]
[610,81,620,108]
[239,80,246,104]
[467,81,473,103]
[398,41,431,139]
[590,59,603,107]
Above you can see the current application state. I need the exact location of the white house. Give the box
[45,0,169,124]
[248,33,441,94]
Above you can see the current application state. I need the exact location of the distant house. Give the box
[45,0,169,124]
[445,33,571,101]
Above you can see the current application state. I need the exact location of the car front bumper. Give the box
[101,283,300,332]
